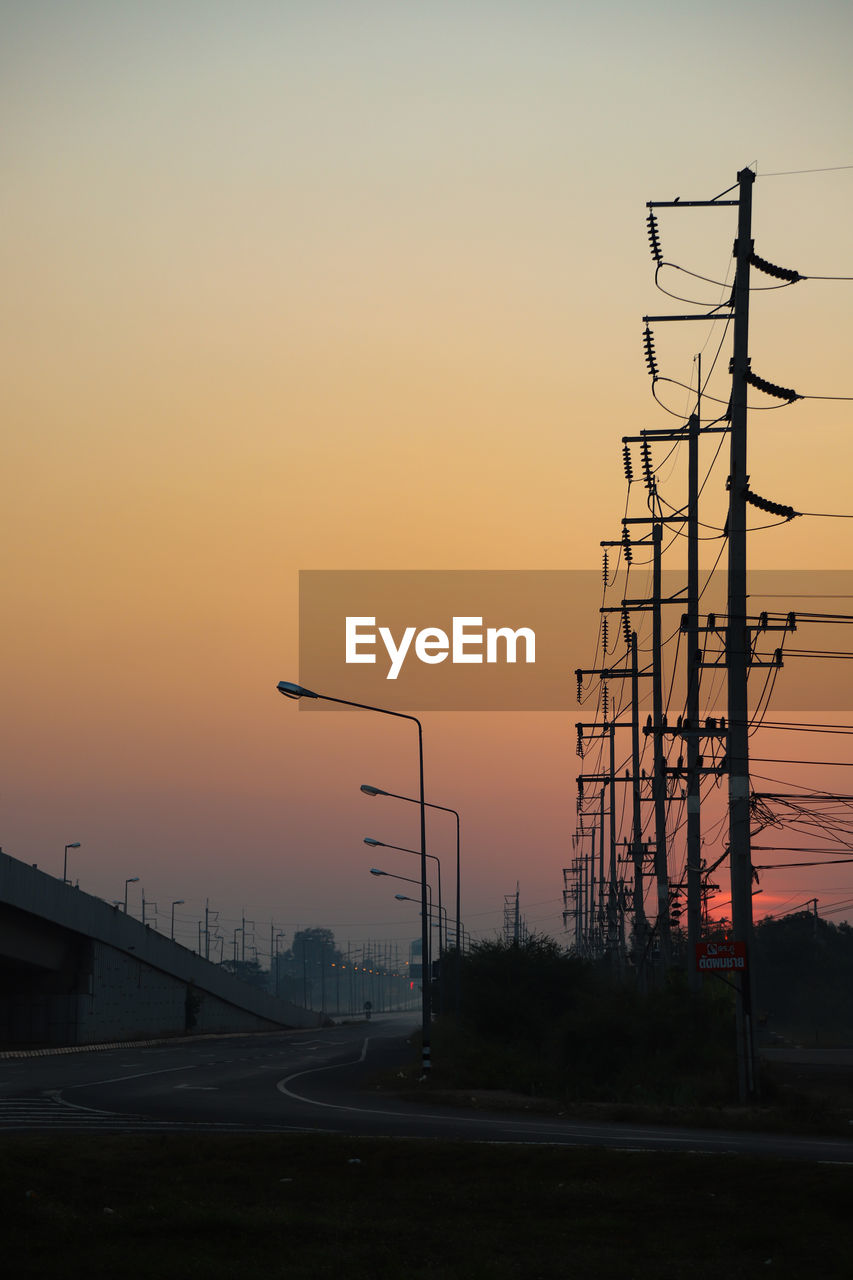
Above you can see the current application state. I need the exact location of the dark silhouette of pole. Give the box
[607,720,619,956]
[630,632,648,977]
[277,683,431,1077]
[63,842,81,885]
[651,522,672,967]
[726,168,758,1102]
[598,787,605,950]
[588,816,596,954]
[171,899,184,941]
[364,839,445,952]
[361,784,462,1016]
[687,372,702,991]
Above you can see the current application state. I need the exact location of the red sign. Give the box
[695,941,747,971]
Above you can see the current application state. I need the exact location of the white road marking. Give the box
[0,1096,322,1134]
[63,1064,196,1089]
[275,1042,853,1156]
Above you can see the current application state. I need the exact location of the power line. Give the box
[759,164,853,176]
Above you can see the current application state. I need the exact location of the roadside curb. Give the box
[0,1028,316,1061]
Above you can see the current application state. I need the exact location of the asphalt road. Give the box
[2,1013,853,1162]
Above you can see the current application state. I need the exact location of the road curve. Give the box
[2,1013,852,1162]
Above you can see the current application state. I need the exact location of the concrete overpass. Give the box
[0,850,322,1049]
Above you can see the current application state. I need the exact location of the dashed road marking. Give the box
[0,1095,320,1134]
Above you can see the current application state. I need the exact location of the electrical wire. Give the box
[655,262,794,300]
[656,375,791,412]
[759,164,853,176]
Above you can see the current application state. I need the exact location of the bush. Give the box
[434,938,737,1105]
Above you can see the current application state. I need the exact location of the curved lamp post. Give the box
[371,869,433,978]
[394,893,446,983]
[361,783,462,1013]
[171,899,185,941]
[364,838,445,952]
[276,681,432,1077]
[63,842,81,885]
[124,876,139,914]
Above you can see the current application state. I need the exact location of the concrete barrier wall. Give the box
[0,851,322,1045]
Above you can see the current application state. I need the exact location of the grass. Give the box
[4,1132,853,1279]
[380,1016,853,1138]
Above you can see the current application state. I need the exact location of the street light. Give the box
[276,680,432,1077]
[124,877,139,914]
[364,838,446,952]
[361,782,462,1013]
[63,842,81,885]
[369,869,433,980]
[274,931,287,997]
[394,892,447,944]
[171,900,185,941]
[394,893,446,985]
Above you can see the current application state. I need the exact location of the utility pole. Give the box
[630,631,648,980]
[594,524,680,966]
[727,166,758,1102]
[586,822,594,955]
[606,720,620,958]
[686,370,702,991]
[598,787,606,949]
[651,521,672,968]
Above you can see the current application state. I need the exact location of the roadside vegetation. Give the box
[429,936,736,1107]
[413,925,853,1131]
[752,911,853,1045]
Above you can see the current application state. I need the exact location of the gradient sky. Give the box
[2,1,852,957]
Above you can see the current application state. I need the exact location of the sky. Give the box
[2,0,852,960]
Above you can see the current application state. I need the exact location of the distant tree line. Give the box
[751,910,853,1043]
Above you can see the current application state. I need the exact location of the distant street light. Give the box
[63,842,81,885]
[274,931,287,997]
[124,877,139,914]
[393,893,445,985]
[361,782,462,1013]
[276,680,432,1077]
[369,869,433,978]
[395,893,447,944]
[171,900,185,941]
[364,837,446,952]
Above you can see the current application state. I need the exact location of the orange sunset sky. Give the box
[2,1,852,956]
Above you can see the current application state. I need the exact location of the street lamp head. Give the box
[360,785,386,797]
[363,837,384,847]
[369,868,387,877]
[66,842,81,849]
[127,877,139,885]
[395,893,411,902]
[276,681,319,700]
[173,899,185,906]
